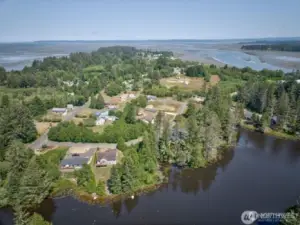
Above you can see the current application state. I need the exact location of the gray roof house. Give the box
[96,149,118,167]
[60,157,89,170]
[52,108,67,113]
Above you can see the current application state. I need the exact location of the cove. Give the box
[1,129,300,225]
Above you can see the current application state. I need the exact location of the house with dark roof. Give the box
[60,147,96,171]
[96,149,118,167]
[60,157,90,170]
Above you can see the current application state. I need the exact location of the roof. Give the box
[52,108,67,112]
[147,95,157,99]
[144,108,157,113]
[143,112,156,122]
[109,97,121,105]
[97,149,117,161]
[60,157,89,166]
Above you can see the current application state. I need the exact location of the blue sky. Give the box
[0,0,299,42]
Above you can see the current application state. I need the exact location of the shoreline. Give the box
[240,121,299,141]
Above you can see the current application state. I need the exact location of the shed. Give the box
[67,104,74,110]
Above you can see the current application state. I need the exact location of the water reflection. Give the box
[36,198,56,222]
[124,196,139,214]
[111,200,122,218]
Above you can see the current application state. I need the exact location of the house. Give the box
[106,116,118,121]
[137,108,144,116]
[60,157,89,170]
[244,110,253,120]
[108,104,118,109]
[95,117,106,126]
[52,108,67,116]
[96,149,118,167]
[67,104,74,111]
[141,111,157,124]
[192,96,205,103]
[98,110,109,117]
[147,95,157,101]
[60,147,96,171]
[120,93,129,102]
[106,97,121,109]
[144,107,157,113]
[127,91,137,99]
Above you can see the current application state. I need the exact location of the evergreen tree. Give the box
[90,94,105,109]
[17,156,52,209]
[108,166,122,194]
[1,95,9,107]
[117,137,126,151]
[29,213,52,225]
[0,104,37,149]
[14,208,30,225]
[124,104,136,124]
[189,143,206,168]
[96,181,106,196]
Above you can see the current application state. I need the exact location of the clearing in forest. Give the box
[160,75,220,91]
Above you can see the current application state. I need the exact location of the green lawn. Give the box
[92,150,124,182]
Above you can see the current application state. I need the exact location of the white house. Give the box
[67,104,74,111]
[95,117,106,126]
[96,149,118,167]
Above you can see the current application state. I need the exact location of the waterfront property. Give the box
[96,149,118,167]
[60,147,97,171]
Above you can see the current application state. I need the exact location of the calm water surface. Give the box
[1,129,300,225]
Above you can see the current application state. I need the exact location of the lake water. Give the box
[0,41,296,72]
[1,129,300,225]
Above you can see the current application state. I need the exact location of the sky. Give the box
[0,0,300,42]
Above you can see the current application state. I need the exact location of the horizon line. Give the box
[1,36,300,44]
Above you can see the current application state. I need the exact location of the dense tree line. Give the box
[108,130,159,194]
[0,103,37,158]
[236,80,300,133]
[0,143,67,225]
[241,41,300,52]
[155,86,239,167]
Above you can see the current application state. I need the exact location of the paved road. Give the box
[178,102,187,115]
[29,99,90,150]
[46,141,117,149]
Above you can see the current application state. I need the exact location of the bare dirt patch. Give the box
[35,122,58,135]
[160,75,220,91]
[147,98,182,113]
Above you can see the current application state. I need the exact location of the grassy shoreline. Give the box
[240,121,299,141]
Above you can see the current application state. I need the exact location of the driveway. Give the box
[29,99,90,150]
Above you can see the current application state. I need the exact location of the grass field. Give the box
[160,75,220,91]
[147,98,182,113]
[92,150,124,182]
[89,122,112,133]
